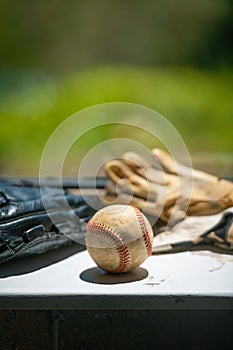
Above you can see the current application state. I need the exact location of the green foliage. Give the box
[0,0,232,70]
[0,65,232,175]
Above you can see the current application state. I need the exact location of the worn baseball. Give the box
[85,204,153,273]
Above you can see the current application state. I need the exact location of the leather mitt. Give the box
[0,179,98,264]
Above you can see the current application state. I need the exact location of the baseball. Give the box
[85,204,153,273]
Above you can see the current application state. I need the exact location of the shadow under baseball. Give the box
[79,266,148,284]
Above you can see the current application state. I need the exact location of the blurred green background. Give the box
[0,0,232,176]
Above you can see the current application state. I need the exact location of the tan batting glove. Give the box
[104,148,233,224]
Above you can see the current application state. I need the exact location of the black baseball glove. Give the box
[0,177,107,264]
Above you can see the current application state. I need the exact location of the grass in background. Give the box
[0,65,232,175]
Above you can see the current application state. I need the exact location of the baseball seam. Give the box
[87,221,130,273]
[132,206,152,256]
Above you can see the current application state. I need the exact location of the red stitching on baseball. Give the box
[132,206,152,256]
[87,221,130,273]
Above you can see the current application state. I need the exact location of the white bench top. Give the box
[0,248,233,309]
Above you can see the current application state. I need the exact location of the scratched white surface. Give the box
[0,250,233,297]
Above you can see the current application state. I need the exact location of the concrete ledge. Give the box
[0,295,233,310]
[1,249,233,310]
